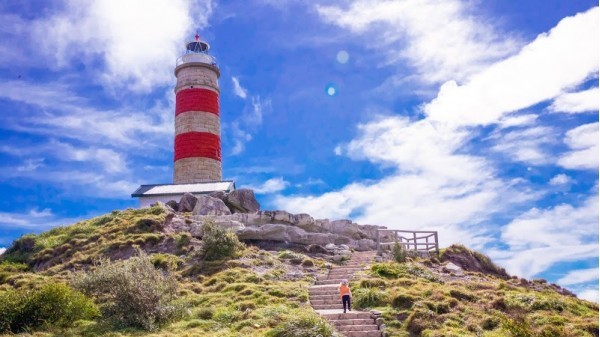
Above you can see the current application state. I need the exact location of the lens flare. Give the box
[336,50,349,64]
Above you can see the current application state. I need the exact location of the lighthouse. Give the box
[174,34,222,183]
[132,34,235,207]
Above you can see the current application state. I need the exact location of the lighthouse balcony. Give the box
[176,53,218,67]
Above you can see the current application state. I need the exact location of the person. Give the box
[338,279,352,313]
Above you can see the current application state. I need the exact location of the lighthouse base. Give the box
[131,181,235,208]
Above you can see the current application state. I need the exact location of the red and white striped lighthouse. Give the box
[173,34,222,184]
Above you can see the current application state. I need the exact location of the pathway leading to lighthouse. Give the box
[310,251,382,337]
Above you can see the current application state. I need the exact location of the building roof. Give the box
[131,181,235,197]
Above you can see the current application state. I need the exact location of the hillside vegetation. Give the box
[0,205,597,337]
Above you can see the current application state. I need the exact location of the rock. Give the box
[307,244,329,254]
[332,255,344,262]
[192,195,232,216]
[292,214,321,232]
[338,249,352,256]
[444,262,462,272]
[166,200,179,211]
[330,219,367,240]
[272,210,293,223]
[178,193,199,212]
[357,239,376,250]
[325,243,337,251]
[209,191,226,201]
[224,189,260,213]
[339,244,350,250]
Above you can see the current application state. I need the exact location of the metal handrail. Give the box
[176,53,218,67]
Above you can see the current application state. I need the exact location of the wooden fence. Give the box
[376,229,439,256]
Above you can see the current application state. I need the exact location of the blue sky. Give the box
[0,1,598,301]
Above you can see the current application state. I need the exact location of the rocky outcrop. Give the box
[224,189,260,213]
[171,189,260,215]
[161,195,383,251]
[192,195,231,216]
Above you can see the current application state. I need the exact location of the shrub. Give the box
[266,308,335,337]
[391,293,416,309]
[371,262,404,278]
[449,289,477,302]
[72,251,187,330]
[392,242,406,263]
[353,288,387,309]
[0,283,99,333]
[151,253,184,271]
[201,220,244,261]
[359,278,386,288]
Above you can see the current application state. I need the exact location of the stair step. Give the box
[331,319,374,326]
[342,331,381,337]
[337,324,379,332]
[320,312,372,319]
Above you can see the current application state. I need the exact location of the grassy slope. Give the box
[0,206,328,337]
[350,253,598,337]
[0,206,598,337]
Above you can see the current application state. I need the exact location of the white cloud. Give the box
[549,174,573,186]
[229,96,271,155]
[0,247,5,255]
[248,177,289,194]
[275,116,537,248]
[498,114,538,129]
[0,208,55,229]
[34,0,213,91]
[577,289,599,303]
[316,0,517,84]
[0,139,128,174]
[0,80,172,149]
[424,7,599,126]
[558,122,599,170]
[550,87,599,113]
[493,193,599,278]
[557,268,599,286]
[232,76,248,99]
[490,126,556,165]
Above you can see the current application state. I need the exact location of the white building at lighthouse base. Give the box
[132,181,235,208]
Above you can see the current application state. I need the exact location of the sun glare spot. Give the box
[336,50,349,64]
[326,86,336,96]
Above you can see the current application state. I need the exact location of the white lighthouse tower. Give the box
[132,34,235,207]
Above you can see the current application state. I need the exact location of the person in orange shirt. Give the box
[338,279,352,313]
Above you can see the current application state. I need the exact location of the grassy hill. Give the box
[0,205,597,337]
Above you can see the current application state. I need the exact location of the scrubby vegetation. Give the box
[0,206,597,337]
[0,283,99,333]
[0,206,332,336]
[350,255,598,337]
[201,219,244,261]
[72,251,185,330]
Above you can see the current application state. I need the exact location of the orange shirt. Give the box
[339,285,351,297]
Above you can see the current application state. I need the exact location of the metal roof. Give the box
[131,181,235,197]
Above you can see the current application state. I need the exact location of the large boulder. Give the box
[224,189,260,213]
[192,195,232,216]
[178,193,199,212]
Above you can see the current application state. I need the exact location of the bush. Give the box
[371,262,404,278]
[201,220,244,261]
[391,293,416,309]
[392,242,406,263]
[72,251,187,330]
[353,288,387,309]
[266,309,335,337]
[0,283,99,333]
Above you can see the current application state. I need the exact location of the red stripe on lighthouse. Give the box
[174,132,221,161]
[175,88,219,116]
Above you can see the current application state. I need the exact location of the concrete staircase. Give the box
[310,251,381,337]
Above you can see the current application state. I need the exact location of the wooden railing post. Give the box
[434,231,439,256]
[413,232,417,251]
[376,230,381,256]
